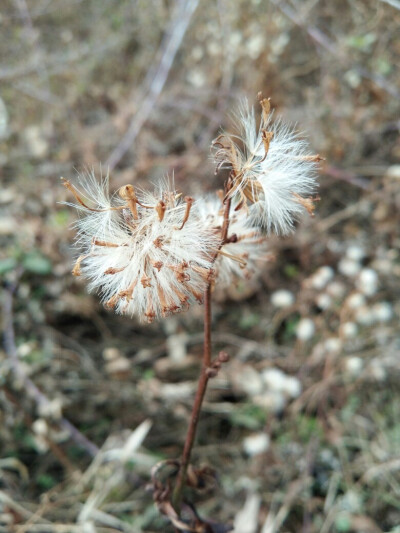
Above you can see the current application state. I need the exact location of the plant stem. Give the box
[172,284,212,511]
[171,182,233,513]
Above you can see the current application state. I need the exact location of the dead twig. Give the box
[105,0,200,170]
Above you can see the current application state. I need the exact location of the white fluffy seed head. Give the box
[65,174,220,322]
[212,99,319,235]
[196,194,269,288]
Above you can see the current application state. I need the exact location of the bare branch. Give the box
[105,0,200,170]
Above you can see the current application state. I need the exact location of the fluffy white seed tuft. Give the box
[213,98,319,235]
[64,174,220,322]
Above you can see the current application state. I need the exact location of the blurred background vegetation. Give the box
[0,0,399,531]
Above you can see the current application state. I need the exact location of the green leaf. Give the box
[37,473,57,490]
[0,257,17,275]
[284,264,298,278]
[51,209,70,227]
[335,513,351,532]
[239,312,260,330]
[230,404,266,430]
[22,252,52,275]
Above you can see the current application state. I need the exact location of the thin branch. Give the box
[171,285,213,512]
[105,0,200,170]
[171,177,234,515]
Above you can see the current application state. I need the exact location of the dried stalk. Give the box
[105,0,200,170]
[172,179,233,513]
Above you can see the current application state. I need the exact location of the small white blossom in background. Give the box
[213,95,320,235]
[309,265,334,290]
[324,338,342,354]
[326,280,346,299]
[296,318,315,341]
[102,347,121,361]
[346,244,366,262]
[32,419,48,437]
[345,292,366,310]
[368,360,386,382]
[282,376,302,399]
[232,365,264,397]
[243,432,270,456]
[355,306,375,326]
[356,268,379,296]
[270,289,295,308]
[262,368,287,392]
[105,356,131,377]
[316,293,332,310]
[63,176,220,322]
[17,342,34,358]
[262,368,302,399]
[32,419,49,453]
[345,356,364,378]
[253,390,286,414]
[340,321,358,339]
[372,257,393,275]
[372,302,393,323]
[338,257,361,277]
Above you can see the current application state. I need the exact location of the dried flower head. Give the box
[213,94,320,235]
[62,173,220,322]
[197,195,270,288]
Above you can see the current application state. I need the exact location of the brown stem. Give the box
[171,179,233,514]
[221,179,233,245]
[172,285,212,511]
